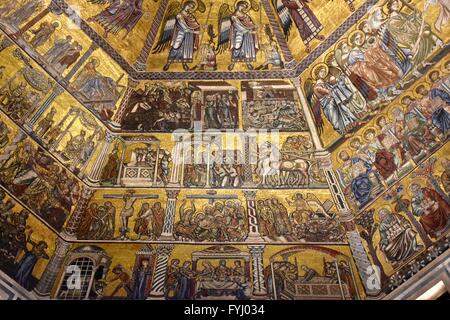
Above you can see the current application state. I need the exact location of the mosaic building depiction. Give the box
[0,0,448,301]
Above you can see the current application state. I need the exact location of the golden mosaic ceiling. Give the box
[0,0,448,300]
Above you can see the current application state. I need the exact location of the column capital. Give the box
[243,190,257,201]
[248,244,266,255]
[165,189,180,199]
[156,244,174,256]
[80,186,95,200]
[339,208,357,232]
[60,229,77,241]
[54,237,72,255]
[316,152,333,167]
[105,131,116,143]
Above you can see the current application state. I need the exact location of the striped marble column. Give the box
[248,245,267,297]
[159,189,180,241]
[244,190,263,242]
[148,244,174,299]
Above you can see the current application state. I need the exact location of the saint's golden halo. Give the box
[52,20,62,30]
[334,38,348,51]
[324,52,335,66]
[362,127,377,141]
[89,57,100,67]
[348,137,362,149]
[337,148,351,164]
[357,19,369,31]
[347,30,365,46]
[311,62,329,80]
[182,0,198,12]
[377,206,392,219]
[235,0,251,11]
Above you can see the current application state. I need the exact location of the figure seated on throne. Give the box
[378,207,423,264]
[62,130,86,161]
[70,58,123,121]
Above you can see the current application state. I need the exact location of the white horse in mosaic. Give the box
[256,142,310,186]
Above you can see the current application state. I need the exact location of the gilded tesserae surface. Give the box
[0,0,448,300]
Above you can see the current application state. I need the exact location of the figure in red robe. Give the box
[410,183,450,238]
[374,149,397,180]
[365,129,399,180]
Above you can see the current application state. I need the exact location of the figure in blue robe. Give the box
[131,259,151,300]
[314,77,359,135]
[175,262,193,300]
[430,88,450,134]
[350,157,373,208]
[15,240,49,289]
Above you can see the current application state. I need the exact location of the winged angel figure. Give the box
[87,0,146,39]
[152,0,206,71]
[272,0,324,52]
[216,0,260,71]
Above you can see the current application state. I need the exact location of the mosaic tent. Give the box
[0,0,449,300]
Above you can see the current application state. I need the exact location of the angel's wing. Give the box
[216,4,233,54]
[152,2,180,54]
[334,48,347,71]
[273,0,293,40]
[303,78,315,110]
[304,78,323,134]
[87,0,116,5]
